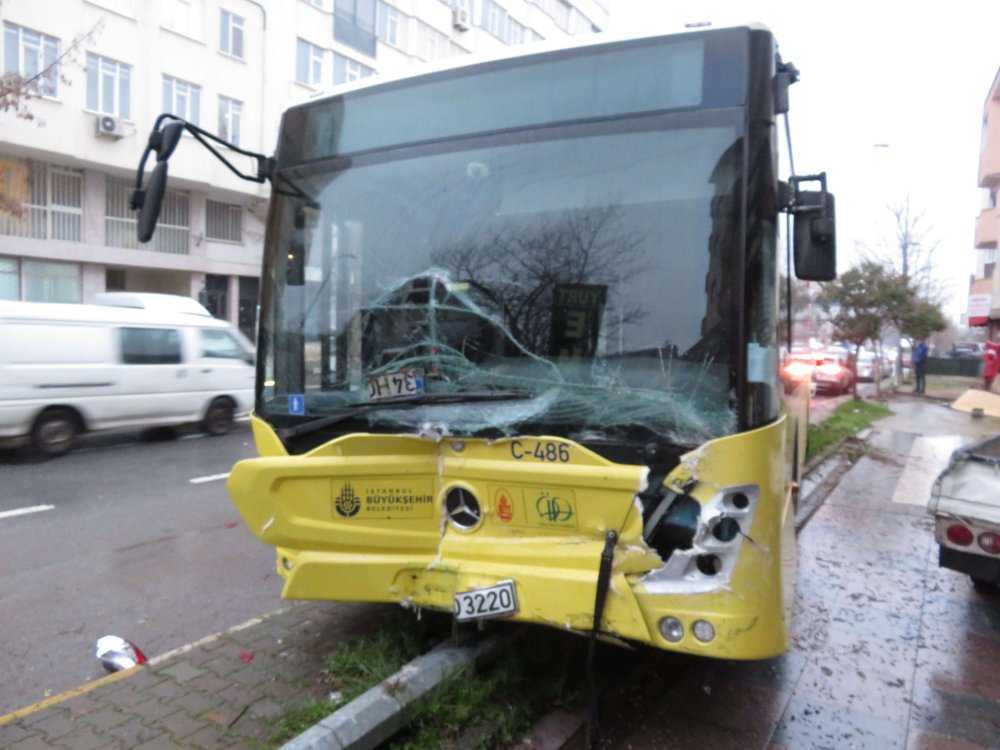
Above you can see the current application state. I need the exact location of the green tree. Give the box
[819,261,945,397]
[899,298,948,343]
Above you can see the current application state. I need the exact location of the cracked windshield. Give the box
[261,118,742,447]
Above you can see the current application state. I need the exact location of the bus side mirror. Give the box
[788,173,836,281]
[793,191,836,281]
[137,161,168,243]
[134,121,185,243]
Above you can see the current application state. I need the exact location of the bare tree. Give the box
[0,20,103,217]
[858,195,944,303]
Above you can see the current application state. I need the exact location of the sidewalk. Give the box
[771,401,1000,749]
[3,395,999,750]
[0,602,383,749]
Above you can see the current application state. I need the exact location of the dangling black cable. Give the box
[585,529,618,749]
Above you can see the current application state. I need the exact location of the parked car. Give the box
[929,434,1000,590]
[951,342,984,359]
[0,299,255,456]
[812,347,854,394]
[856,351,882,382]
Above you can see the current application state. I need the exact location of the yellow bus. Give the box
[134,21,835,659]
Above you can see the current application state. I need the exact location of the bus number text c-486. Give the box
[510,440,570,463]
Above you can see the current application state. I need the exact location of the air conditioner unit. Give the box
[452,6,471,30]
[95,114,125,139]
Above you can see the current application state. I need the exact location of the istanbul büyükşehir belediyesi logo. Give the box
[335,483,361,517]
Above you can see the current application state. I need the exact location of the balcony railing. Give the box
[334,11,377,57]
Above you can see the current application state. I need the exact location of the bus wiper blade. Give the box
[275,392,532,440]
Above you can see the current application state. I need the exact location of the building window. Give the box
[219,9,244,58]
[334,0,377,58]
[526,0,569,29]
[0,256,20,299]
[296,39,325,86]
[163,0,203,37]
[24,259,81,302]
[218,95,243,146]
[414,22,448,62]
[333,52,374,84]
[376,2,401,46]
[162,75,201,124]
[0,160,83,242]
[106,267,127,290]
[86,53,132,119]
[480,0,523,43]
[3,22,60,98]
[506,17,525,44]
[0,257,81,303]
[484,0,504,37]
[106,176,189,254]
[206,199,242,242]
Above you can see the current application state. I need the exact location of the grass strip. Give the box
[806,397,891,463]
[269,608,583,749]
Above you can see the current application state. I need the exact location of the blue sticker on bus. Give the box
[289,394,305,415]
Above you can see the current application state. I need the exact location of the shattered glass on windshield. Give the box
[259,117,744,449]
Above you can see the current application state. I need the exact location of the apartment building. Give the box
[970,65,1000,337]
[0,0,608,336]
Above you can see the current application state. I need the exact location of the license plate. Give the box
[366,369,424,401]
[454,580,518,621]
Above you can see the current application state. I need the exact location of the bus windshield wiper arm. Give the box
[275,392,532,440]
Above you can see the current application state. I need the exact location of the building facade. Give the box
[970,66,1000,338]
[0,0,608,337]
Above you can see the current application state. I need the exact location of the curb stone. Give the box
[281,635,504,750]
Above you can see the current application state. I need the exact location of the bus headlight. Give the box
[658,616,684,642]
[692,620,715,643]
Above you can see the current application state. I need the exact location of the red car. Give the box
[781,350,817,394]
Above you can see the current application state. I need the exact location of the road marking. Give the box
[0,504,54,521]
[189,472,230,484]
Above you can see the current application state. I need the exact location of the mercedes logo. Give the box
[444,487,482,531]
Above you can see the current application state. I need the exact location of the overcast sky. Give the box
[608,1,1000,322]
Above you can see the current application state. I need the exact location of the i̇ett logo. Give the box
[335,483,361,518]
[535,491,573,524]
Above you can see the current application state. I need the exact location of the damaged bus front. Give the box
[134,23,835,659]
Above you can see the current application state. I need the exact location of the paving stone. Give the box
[99,717,166,748]
[163,687,226,716]
[129,697,179,723]
[75,706,131,733]
[0,722,36,747]
[130,731,180,749]
[6,734,61,750]
[157,661,207,684]
[23,707,76,739]
[153,709,208,740]
[51,724,111,750]
[185,672,234,696]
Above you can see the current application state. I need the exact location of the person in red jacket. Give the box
[984,341,1000,391]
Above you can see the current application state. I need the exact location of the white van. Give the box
[0,300,255,456]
